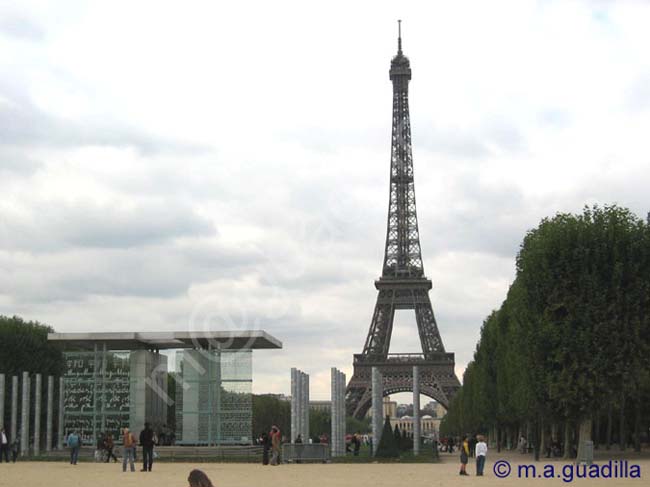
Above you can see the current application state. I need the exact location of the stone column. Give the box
[11,376,18,443]
[0,374,4,431]
[413,366,420,455]
[46,376,53,452]
[290,368,297,443]
[57,377,64,450]
[21,372,30,456]
[34,374,41,456]
[371,367,383,455]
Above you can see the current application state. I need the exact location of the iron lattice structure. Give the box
[346,26,461,418]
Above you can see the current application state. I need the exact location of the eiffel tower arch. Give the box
[346,23,461,419]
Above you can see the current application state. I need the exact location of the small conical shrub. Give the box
[375,415,400,458]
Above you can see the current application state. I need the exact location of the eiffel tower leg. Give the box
[414,293,445,357]
[362,291,395,357]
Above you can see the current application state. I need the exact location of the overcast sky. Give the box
[1,0,649,400]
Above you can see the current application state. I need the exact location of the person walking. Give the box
[67,430,81,465]
[122,427,136,472]
[459,435,470,476]
[139,422,155,472]
[95,432,105,462]
[469,434,477,458]
[518,435,527,453]
[260,432,270,465]
[188,469,215,487]
[476,435,488,476]
[10,433,19,463]
[353,432,361,456]
[270,426,281,466]
[295,434,303,464]
[0,428,9,463]
[104,434,118,463]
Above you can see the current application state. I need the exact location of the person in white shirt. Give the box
[475,435,488,476]
[0,427,10,463]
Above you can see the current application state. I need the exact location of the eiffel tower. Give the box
[346,22,461,418]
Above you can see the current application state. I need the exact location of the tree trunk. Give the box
[563,420,572,459]
[576,417,592,462]
[619,396,626,451]
[594,413,600,450]
[506,425,512,450]
[533,420,540,461]
[551,422,558,444]
[537,419,547,460]
[633,397,641,453]
[497,425,501,453]
[606,403,612,450]
[526,421,531,451]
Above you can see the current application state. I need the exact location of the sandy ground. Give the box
[0,450,647,487]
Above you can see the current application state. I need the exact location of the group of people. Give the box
[95,432,119,462]
[458,434,488,476]
[66,422,157,472]
[260,425,282,465]
[345,433,363,456]
[0,427,19,463]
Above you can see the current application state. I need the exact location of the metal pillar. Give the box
[34,374,41,456]
[303,372,310,441]
[57,377,64,450]
[371,367,383,455]
[413,366,420,455]
[339,370,346,455]
[10,376,18,444]
[330,368,337,456]
[92,343,98,447]
[330,368,346,457]
[46,376,53,452]
[295,369,302,441]
[291,369,310,442]
[290,368,297,443]
[0,374,4,431]
[21,372,30,456]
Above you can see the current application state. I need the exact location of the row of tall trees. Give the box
[0,315,63,376]
[440,205,650,459]
[0,315,64,440]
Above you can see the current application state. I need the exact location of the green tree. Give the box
[0,315,63,376]
[375,415,399,458]
[252,394,290,439]
[442,205,650,460]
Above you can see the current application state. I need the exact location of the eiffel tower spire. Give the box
[346,23,460,418]
[384,20,421,278]
[397,19,403,54]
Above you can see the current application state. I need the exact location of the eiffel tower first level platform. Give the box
[346,352,460,419]
[346,23,461,418]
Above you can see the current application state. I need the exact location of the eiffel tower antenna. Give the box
[346,24,460,418]
[398,19,402,54]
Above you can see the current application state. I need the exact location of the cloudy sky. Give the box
[1,0,649,400]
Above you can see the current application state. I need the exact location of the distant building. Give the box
[309,400,332,413]
[423,400,446,419]
[265,393,291,402]
[366,396,397,419]
[391,415,441,438]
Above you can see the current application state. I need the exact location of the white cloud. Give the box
[1,0,649,398]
